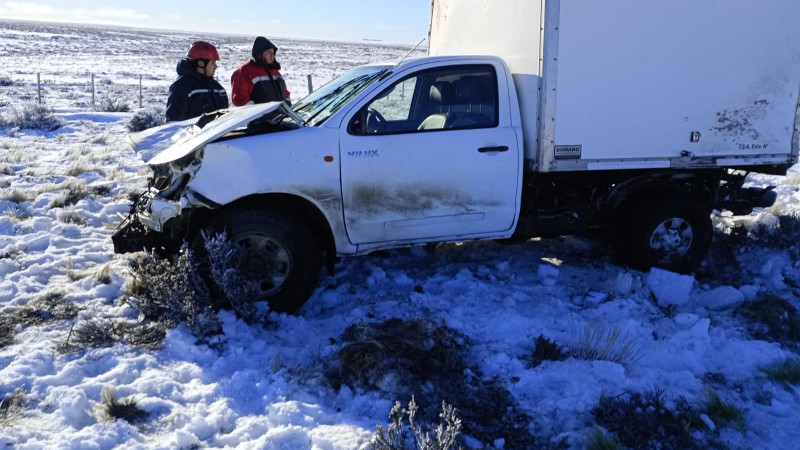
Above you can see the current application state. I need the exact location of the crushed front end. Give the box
[112,181,190,256]
[113,142,206,256]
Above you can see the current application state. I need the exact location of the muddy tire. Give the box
[194,207,321,313]
[618,198,712,274]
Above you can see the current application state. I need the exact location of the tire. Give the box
[193,207,322,313]
[618,198,712,274]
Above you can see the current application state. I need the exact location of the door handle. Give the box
[478,145,509,153]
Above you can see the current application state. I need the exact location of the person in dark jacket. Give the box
[166,41,229,122]
[230,36,291,106]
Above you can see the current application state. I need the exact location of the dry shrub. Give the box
[201,231,266,324]
[334,318,536,448]
[59,317,169,352]
[335,318,467,393]
[0,102,63,130]
[0,320,13,349]
[123,250,223,349]
[95,96,130,113]
[127,106,165,132]
[593,389,704,450]
[370,397,463,450]
[737,294,800,347]
[59,319,116,352]
[1,292,80,349]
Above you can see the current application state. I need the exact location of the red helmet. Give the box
[187,41,219,61]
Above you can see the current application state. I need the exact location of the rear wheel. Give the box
[194,207,322,313]
[619,198,712,274]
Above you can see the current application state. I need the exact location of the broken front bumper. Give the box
[112,189,182,255]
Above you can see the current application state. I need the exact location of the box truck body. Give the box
[429,0,800,173]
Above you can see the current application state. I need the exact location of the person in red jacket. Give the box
[231,36,291,106]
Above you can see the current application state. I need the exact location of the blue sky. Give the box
[0,0,431,44]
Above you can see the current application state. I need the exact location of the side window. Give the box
[369,78,417,121]
[352,65,498,136]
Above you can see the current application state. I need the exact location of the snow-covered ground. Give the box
[1,19,800,450]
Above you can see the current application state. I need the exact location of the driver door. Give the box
[339,63,520,245]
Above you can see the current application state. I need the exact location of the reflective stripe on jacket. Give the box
[166,58,229,122]
[230,61,291,106]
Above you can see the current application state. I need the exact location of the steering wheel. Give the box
[366,108,387,133]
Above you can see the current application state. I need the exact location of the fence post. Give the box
[139,74,143,108]
[307,75,313,94]
[37,73,41,104]
[91,73,95,109]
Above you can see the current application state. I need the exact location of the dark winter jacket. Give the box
[166,58,229,122]
[230,37,291,106]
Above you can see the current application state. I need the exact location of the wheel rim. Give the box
[232,232,292,297]
[648,217,694,263]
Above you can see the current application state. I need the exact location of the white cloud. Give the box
[72,7,149,21]
[0,1,149,25]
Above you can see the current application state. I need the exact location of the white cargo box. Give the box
[429,0,800,172]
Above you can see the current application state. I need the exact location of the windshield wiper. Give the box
[302,70,389,125]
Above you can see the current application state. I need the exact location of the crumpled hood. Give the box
[129,102,289,166]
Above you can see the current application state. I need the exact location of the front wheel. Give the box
[193,207,322,313]
[618,198,712,274]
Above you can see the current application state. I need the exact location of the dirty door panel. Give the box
[339,64,518,245]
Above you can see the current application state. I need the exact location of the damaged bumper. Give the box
[112,189,183,255]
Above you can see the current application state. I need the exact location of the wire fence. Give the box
[13,72,318,111]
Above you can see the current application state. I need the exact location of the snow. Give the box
[1,19,800,450]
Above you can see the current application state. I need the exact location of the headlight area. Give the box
[112,188,183,254]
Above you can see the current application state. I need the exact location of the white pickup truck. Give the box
[114,0,800,312]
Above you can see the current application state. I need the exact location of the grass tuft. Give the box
[530,334,568,367]
[0,388,26,426]
[570,323,644,366]
[704,387,745,431]
[761,358,800,390]
[1,188,35,204]
[97,387,147,424]
[585,427,622,450]
[58,210,88,225]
